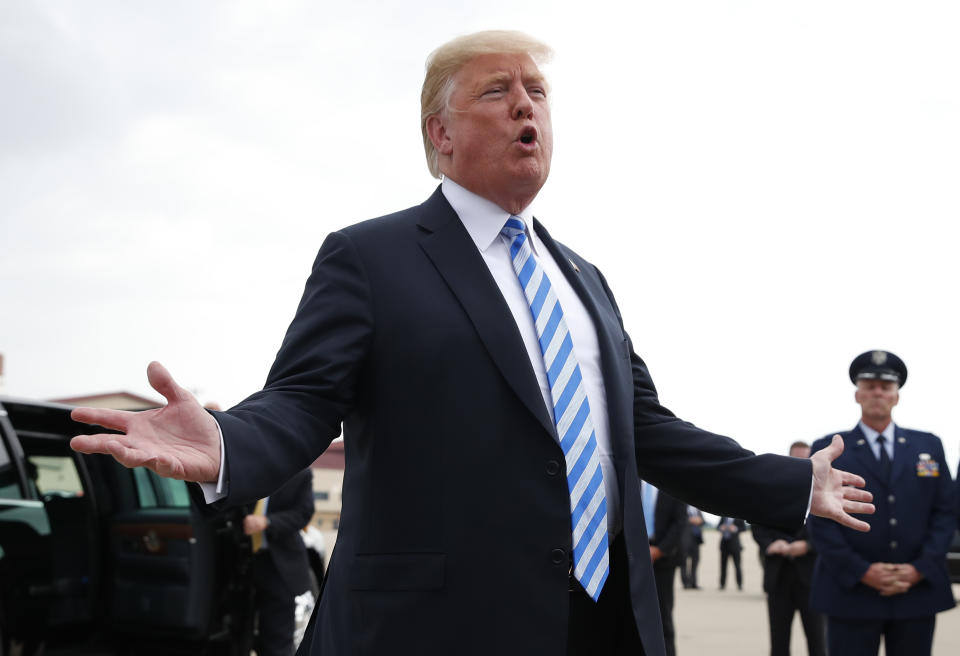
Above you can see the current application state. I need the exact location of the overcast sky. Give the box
[2,1,958,476]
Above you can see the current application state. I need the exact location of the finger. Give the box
[71,434,126,455]
[71,406,132,432]
[841,487,873,503]
[842,500,876,516]
[103,439,158,469]
[146,360,190,405]
[839,471,867,488]
[834,512,871,532]
[823,434,845,459]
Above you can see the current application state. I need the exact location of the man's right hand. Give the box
[70,361,221,483]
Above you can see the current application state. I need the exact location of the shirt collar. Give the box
[441,177,539,255]
[859,420,895,446]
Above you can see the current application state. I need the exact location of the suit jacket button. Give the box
[889,518,897,526]
[888,495,895,503]
[546,460,560,476]
[551,548,566,565]
[890,541,898,549]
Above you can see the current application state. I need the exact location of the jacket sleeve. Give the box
[911,439,957,581]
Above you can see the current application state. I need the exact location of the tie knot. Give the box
[877,435,886,445]
[501,215,526,239]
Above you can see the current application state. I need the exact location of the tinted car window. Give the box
[0,431,23,500]
[30,454,84,497]
[134,467,190,508]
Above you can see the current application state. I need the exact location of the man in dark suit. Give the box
[808,350,956,656]
[69,31,874,656]
[680,506,704,589]
[752,442,825,656]
[718,517,745,590]
[244,468,315,656]
[642,483,687,656]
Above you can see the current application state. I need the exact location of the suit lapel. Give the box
[848,424,888,486]
[416,189,557,439]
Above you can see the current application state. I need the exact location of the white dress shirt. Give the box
[859,420,896,461]
[441,177,621,536]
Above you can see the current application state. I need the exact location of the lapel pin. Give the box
[898,437,906,444]
[568,259,580,273]
[856,439,865,446]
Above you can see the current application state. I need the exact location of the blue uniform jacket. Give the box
[808,425,956,619]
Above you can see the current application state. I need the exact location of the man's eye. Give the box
[529,88,547,97]
[483,87,504,96]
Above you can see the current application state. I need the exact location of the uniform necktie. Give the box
[501,216,609,601]
[876,435,892,480]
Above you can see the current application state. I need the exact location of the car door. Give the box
[0,401,54,655]
[2,399,253,655]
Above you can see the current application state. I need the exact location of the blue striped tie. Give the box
[501,216,609,601]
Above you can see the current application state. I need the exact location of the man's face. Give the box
[855,379,899,423]
[430,52,553,210]
[789,445,810,459]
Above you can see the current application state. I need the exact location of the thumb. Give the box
[147,361,190,404]
[823,434,845,461]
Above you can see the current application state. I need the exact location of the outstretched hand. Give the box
[70,361,221,483]
[809,434,875,531]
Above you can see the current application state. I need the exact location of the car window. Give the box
[0,435,23,499]
[133,467,190,508]
[29,454,84,497]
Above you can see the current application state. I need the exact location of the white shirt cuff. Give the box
[197,419,228,504]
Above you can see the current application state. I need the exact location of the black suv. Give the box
[0,397,256,656]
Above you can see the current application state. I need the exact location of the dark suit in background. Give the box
[250,468,315,656]
[752,524,825,656]
[718,517,745,590]
[645,484,688,656]
[681,506,704,589]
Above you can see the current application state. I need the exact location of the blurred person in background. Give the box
[680,505,704,590]
[717,516,745,591]
[244,468,315,656]
[642,482,687,656]
[808,351,956,656]
[752,441,825,656]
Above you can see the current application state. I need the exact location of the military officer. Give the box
[808,350,956,656]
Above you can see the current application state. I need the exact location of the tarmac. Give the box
[675,529,960,654]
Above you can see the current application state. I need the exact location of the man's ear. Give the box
[426,114,453,156]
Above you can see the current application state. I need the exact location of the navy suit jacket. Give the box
[208,187,812,655]
[650,489,688,568]
[259,468,315,596]
[808,425,956,619]
[752,523,816,594]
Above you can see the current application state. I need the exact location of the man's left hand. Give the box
[243,514,269,536]
[809,435,875,532]
[649,545,663,562]
[890,563,923,591]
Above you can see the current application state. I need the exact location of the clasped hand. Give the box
[861,562,923,596]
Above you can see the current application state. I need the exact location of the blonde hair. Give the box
[420,31,553,179]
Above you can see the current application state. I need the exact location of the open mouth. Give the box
[518,127,537,145]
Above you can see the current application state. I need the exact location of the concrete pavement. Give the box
[673,529,960,654]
